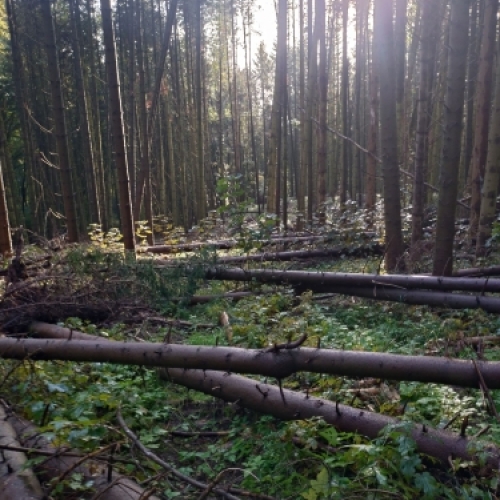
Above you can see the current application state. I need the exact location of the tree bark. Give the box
[411,0,436,245]
[204,266,500,293]
[316,0,327,209]
[374,0,405,271]
[39,0,79,243]
[476,32,500,255]
[4,407,159,500]
[165,368,499,469]
[101,0,136,252]
[0,406,43,500]
[0,159,12,256]
[432,0,470,276]
[3,334,500,390]
[468,0,499,242]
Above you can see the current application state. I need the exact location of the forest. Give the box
[1,0,500,498]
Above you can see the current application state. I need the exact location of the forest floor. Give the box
[1,208,500,499]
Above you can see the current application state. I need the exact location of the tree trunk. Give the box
[0,159,12,256]
[1,334,499,390]
[39,0,79,243]
[476,34,500,255]
[469,0,498,242]
[165,368,499,469]
[316,0,327,210]
[204,266,500,293]
[133,0,154,244]
[411,0,436,245]
[374,0,405,271]
[100,0,136,252]
[432,0,470,276]
[69,0,101,227]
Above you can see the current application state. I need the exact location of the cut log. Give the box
[164,368,499,468]
[8,326,500,389]
[205,267,500,293]
[0,406,43,500]
[3,406,159,500]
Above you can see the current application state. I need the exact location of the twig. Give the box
[45,441,122,497]
[473,359,500,422]
[197,468,251,500]
[116,408,241,500]
[0,443,134,463]
[170,430,230,438]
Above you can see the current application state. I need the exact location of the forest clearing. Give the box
[1,0,500,498]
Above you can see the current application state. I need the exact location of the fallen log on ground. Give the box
[3,405,160,500]
[0,406,44,500]
[8,324,500,388]
[205,267,500,293]
[164,368,499,468]
[212,244,385,264]
[453,265,500,278]
[297,285,500,313]
[143,234,379,254]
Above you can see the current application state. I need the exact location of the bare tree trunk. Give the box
[316,0,327,210]
[374,0,404,271]
[432,0,470,276]
[411,0,436,245]
[469,0,498,242]
[39,0,79,242]
[0,160,12,256]
[476,34,500,255]
[69,0,101,227]
[133,0,154,244]
[100,0,136,252]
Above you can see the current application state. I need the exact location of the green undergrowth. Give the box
[2,252,500,498]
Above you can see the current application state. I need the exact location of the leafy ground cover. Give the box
[1,220,500,498]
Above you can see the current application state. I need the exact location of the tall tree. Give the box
[374,0,405,271]
[39,0,79,242]
[432,0,470,276]
[316,0,327,210]
[468,0,498,242]
[0,159,12,256]
[411,0,438,245]
[69,0,101,227]
[100,0,136,251]
[476,34,500,256]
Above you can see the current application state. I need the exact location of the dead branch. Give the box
[116,408,241,500]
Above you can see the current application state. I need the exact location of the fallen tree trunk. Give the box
[453,265,500,278]
[164,368,499,468]
[297,285,500,313]
[211,244,385,264]
[143,235,379,254]
[0,406,44,500]
[205,267,500,293]
[3,406,160,500]
[8,326,500,388]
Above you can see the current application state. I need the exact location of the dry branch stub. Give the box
[165,368,500,469]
